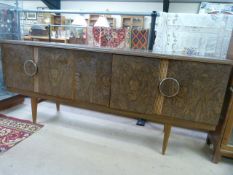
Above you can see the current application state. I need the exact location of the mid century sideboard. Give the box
[1,40,232,155]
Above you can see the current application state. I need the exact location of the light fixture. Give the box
[94,16,110,27]
[44,18,50,24]
[72,15,87,27]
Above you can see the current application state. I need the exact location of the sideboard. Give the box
[1,40,232,155]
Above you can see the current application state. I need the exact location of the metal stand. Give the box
[48,25,51,42]
[136,118,147,126]
[15,0,21,40]
[148,11,157,51]
[163,0,170,12]
[17,9,151,16]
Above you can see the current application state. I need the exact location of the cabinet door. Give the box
[37,47,74,99]
[2,44,34,91]
[110,55,160,114]
[74,51,112,106]
[161,60,231,125]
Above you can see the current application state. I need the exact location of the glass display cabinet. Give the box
[0,0,24,109]
[0,0,22,39]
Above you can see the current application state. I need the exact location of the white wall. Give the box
[22,1,46,9]
[61,1,200,13]
[169,3,200,13]
[61,1,200,27]
[0,1,201,13]
[61,1,163,12]
[0,0,16,6]
[0,0,46,9]
[61,1,164,28]
[62,1,201,28]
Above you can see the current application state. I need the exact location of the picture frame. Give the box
[27,12,37,20]
[20,12,26,20]
[37,7,49,17]
[199,2,233,14]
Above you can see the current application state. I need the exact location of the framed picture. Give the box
[199,2,233,14]
[37,7,49,17]
[27,12,37,20]
[20,12,26,20]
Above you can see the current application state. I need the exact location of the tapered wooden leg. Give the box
[212,144,222,163]
[31,97,38,123]
[162,124,172,155]
[56,102,60,111]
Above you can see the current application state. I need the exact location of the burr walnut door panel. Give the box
[74,51,112,107]
[37,47,74,99]
[110,55,160,114]
[2,44,34,91]
[161,60,231,125]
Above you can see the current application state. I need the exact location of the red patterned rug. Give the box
[93,27,127,48]
[131,29,149,50]
[0,114,43,152]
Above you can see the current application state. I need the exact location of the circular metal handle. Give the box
[24,60,38,77]
[159,77,180,98]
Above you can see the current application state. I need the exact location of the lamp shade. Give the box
[94,16,110,27]
[72,15,87,27]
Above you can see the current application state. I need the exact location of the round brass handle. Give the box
[24,60,38,77]
[159,77,180,98]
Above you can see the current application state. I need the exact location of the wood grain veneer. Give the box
[37,47,74,99]
[2,44,34,91]
[74,51,112,106]
[162,60,231,125]
[110,55,160,114]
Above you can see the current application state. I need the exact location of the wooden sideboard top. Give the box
[1,40,233,65]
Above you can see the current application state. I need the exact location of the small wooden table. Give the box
[24,36,68,43]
